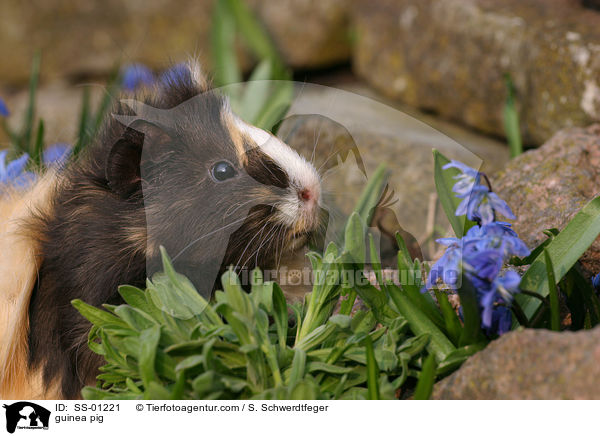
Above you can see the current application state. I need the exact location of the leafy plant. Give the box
[75,170,437,400]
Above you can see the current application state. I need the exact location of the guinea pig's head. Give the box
[104,62,322,295]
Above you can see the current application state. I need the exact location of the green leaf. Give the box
[20,51,41,155]
[118,285,163,321]
[114,305,157,331]
[562,264,600,327]
[413,353,436,400]
[343,212,366,268]
[271,282,289,347]
[145,382,171,400]
[436,342,487,376]
[288,348,306,385]
[225,0,283,73]
[175,355,204,372]
[510,229,558,266]
[434,290,462,345]
[457,277,485,346]
[32,119,44,169]
[211,0,242,87]
[147,247,211,320]
[295,323,338,352]
[237,60,272,123]
[394,256,445,331]
[503,74,523,158]
[544,249,561,331]
[433,149,474,238]
[364,335,380,400]
[368,233,385,289]
[72,299,128,328]
[353,281,393,326]
[307,361,353,375]
[352,164,388,225]
[253,79,293,132]
[139,326,161,388]
[396,333,430,358]
[192,371,221,395]
[518,196,600,319]
[387,284,455,361]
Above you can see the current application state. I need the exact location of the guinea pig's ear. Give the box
[106,120,169,198]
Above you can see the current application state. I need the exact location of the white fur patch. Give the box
[234,118,321,195]
[233,117,321,229]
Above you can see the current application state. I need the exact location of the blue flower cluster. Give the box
[0,144,72,191]
[121,63,192,92]
[121,63,155,91]
[427,160,530,336]
[1,98,73,191]
[0,150,35,188]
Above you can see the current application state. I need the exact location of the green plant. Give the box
[74,168,438,400]
[211,0,293,132]
[503,74,523,158]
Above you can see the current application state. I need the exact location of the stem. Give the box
[481,172,493,192]
[509,299,529,327]
[520,290,549,306]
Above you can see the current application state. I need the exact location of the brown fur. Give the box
[0,172,59,399]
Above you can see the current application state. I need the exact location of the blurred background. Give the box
[2,0,599,151]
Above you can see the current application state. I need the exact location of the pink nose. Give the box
[299,188,312,202]
[299,188,320,205]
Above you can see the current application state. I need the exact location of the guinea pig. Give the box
[0,61,322,400]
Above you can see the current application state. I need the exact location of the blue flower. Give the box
[121,64,155,91]
[160,63,192,86]
[482,305,513,336]
[456,185,516,225]
[0,150,36,189]
[43,143,72,167]
[593,273,600,292]
[0,98,9,117]
[464,249,504,281]
[478,270,521,333]
[467,222,530,258]
[431,159,528,336]
[443,160,481,198]
[426,238,463,288]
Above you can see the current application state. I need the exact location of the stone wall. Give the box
[352,0,600,145]
[0,0,351,86]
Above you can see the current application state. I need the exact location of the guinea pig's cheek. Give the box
[273,197,300,227]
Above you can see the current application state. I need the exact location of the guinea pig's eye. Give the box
[211,160,237,182]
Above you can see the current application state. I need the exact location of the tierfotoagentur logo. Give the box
[2,402,50,433]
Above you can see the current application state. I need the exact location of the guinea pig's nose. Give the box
[298,188,317,204]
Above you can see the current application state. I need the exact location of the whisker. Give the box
[236,219,271,267]
[172,213,257,262]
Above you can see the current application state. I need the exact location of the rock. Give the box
[352,0,600,145]
[247,0,351,69]
[493,124,600,276]
[0,0,214,86]
[433,326,600,399]
[0,0,351,87]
